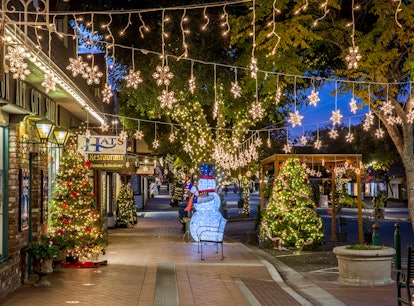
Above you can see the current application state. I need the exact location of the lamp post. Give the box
[35,119,54,143]
[53,127,68,146]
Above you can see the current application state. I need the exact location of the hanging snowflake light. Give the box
[152,65,174,86]
[346,132,354,142]
[183,142,192,152]
[100,122,109,132]
[134,129,144,140]
[300,135,308,145]
[288,110,303,127]
[231,82,242,98]
[375,127,384,138]
[199,138,206,147]
[363,112,374,130]
[329,129,338,139]
[345,46,362,69]
[66,56,88,77]
[267,137,271,148]
[382,100,394,116]
[314,139,322,150]
[152,139,160,149]
[249,101,264,120]
[349,97,358,114]
[330,109,343,125]
[386,116,396,126]
[125,69,143,89]
[308,89,320,107]
[250,57,258,79]
[83,65,103,85]
[233,138,240,147]
[394,116,402,125]
[5,46,26,67]
[41,73,56,93]
[85,129,91,139]
[119,130,128,140]
[10,61,30,80]
[283,143,292,153]
[189,77,196,94]
[102,83,113,104]
[275,86,282,105]
[407,110,414,124]
[169,132,176,143]
[254,137,262,147]
[157,89,177,109]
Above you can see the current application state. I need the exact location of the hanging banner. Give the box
[78,135,127,155]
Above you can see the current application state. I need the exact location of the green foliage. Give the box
[27,238,59,260]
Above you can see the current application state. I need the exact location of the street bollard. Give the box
[372,223,379,246]
[394,223,401,270]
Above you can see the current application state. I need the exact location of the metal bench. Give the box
[397,246,414,305]
[196,218,227,260]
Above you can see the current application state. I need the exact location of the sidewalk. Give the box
[0,187,403,305]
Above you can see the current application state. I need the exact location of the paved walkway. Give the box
[0,189,405,305]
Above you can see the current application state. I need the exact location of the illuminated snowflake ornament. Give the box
[275,87,282,105]
[5,46,26,67]
[199,138,206,147]
[249,101,264,120]
[345,46,362,69]
[382,100,394,116]
[329,129,339,139]
[349,97,358,114]
[119,130,128,141]
[288,110,304,127]
[152,65,174,86]
[189,77,196,94]
[183,142,192,153]
[233,138,241,147]
[10,61,30,80]
[125,69,143,89]
[346,132,354,142]
[85,129,91,139]
[83,65,103,85]
[363,112,374,131]
[66,57,88,77]
[308,89,320,107]
[267,137,271,148]
[283,143,292,153]
[375,128,384,138]
[41,73,56,93]
[330,109,343,125]
[134,129,144,140]
[152,139,160,149]
[314,139,322,150]
[169,132,176,143]
[300,135,308,145]
[157,89,177,109]
[100,122,109,132]
[102,83,113,103]
[250,57,258,79]
[231,82,242,98]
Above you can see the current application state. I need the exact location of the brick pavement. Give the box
[0,189,403,305]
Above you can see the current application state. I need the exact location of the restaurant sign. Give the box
[88,154,126,170]
[78,135,127,155]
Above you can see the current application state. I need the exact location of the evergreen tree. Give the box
[260,157,324,251]
[116,184,137,228]
[48,144,107,260]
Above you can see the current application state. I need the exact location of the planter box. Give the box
[333,246,395,286]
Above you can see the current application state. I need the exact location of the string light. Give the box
[189,60,196,94]
[138,12,150,38]
[178,9,189,59]
[267,0,281,55]
[394,0,402,28]
[275,74,282,105]
[313,0,330,27]
[102,83,113,103]
[201,7,210,31]
[220,6,230,36]
[345,0,362,69]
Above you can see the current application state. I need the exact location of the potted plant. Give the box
[27,238,59,287]
[49,232,76,270]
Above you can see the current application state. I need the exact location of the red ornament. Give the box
[62,203,68,208]
[85,160,91,169]
[71,191,77,197]
[86,227,92,232]
[304,178,308,183]
[90,193,94,198]
[66,182,72,188]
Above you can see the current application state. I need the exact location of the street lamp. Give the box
[35,119,54,143]
[53,127,68,146]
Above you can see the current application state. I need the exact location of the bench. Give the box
[196,218,227,260]
[397,246,414,305]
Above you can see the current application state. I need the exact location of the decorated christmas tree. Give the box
[260,157,324,251]
[48,143,107,260]
[116,184,137,228]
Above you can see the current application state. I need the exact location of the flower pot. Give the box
[53,248,66,272]
[32,257,54,287]
[333,246,395,286]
